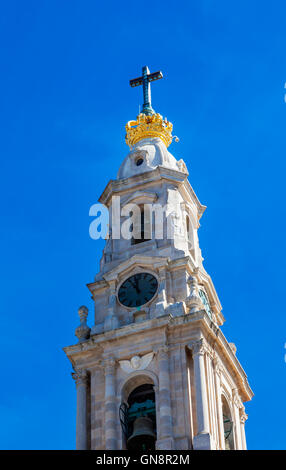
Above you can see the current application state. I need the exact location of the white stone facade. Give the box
[64,136,253,450]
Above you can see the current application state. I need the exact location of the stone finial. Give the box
[186,273,204,313]
[75,305,91,343]
[229,343,237,355]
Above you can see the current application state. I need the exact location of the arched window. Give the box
[120,383,156,451]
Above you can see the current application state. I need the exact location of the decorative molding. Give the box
[119,352,154,374]
[71,368,88,386]
[232,388,243,409]
[240,407,248,423]
[102,356,116,369]
[124,190,158,206]
[213,354,223,377]
[156,345,169,360]
[188,338,208,356]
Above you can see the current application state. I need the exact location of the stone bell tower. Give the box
[63,66,253,450]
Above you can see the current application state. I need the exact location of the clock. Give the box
[118,273,158,308]
[199,289,212,320]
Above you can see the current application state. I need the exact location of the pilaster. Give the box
[155,345,174,450]
[103,357,117,449]
[240,408,248,450]
[72,368,89,450]
[189,339,215,450]
[213,355,225,450]
[232,388,243,449]
[104,281,119,332]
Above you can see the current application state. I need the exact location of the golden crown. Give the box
[125,113,173,148]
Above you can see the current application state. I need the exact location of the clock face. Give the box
[118,273,158,308]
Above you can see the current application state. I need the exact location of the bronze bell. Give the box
[127,416,156,451]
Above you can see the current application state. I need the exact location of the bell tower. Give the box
[64,66,253,451]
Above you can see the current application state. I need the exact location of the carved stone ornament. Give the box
[71,368,88,386]
[103,357,116,375]
[75,305,90,342]
[213,354,223,376]
[189,338,207,356]
[119,352,154,374]
[240,409,248,424]
[232,388,243,408]
[186,274,204,313]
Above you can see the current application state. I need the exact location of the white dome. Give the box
[117,137,186,180]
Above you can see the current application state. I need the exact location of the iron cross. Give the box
[130,66,163,115]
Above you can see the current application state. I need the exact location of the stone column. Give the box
[104,358,117,449]
[213,356,225,450]
[240,409,248,450]
[156,346,174,449]
[72,368,89,450]
[232,389,242,449]
[190,339,214,450]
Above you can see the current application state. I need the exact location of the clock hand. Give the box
[135,276,141,293]
[130,279,140,294]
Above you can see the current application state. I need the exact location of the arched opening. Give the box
[222,395,234,450]
[131,205,151,245]
[186,214,191,242]
[185,212,196,260]
[120,382,157,451]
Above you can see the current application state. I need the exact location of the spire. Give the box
[126,66,173,148]
[130,66,163,115]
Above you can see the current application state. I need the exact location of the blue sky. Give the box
[0,0,285,450]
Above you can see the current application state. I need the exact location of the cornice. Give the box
[98,166,205,219]
[167,312,253,402]
[102,254,169,283]
[123,190,158,205]
[64,307,252,402]
[86,278,108,296]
